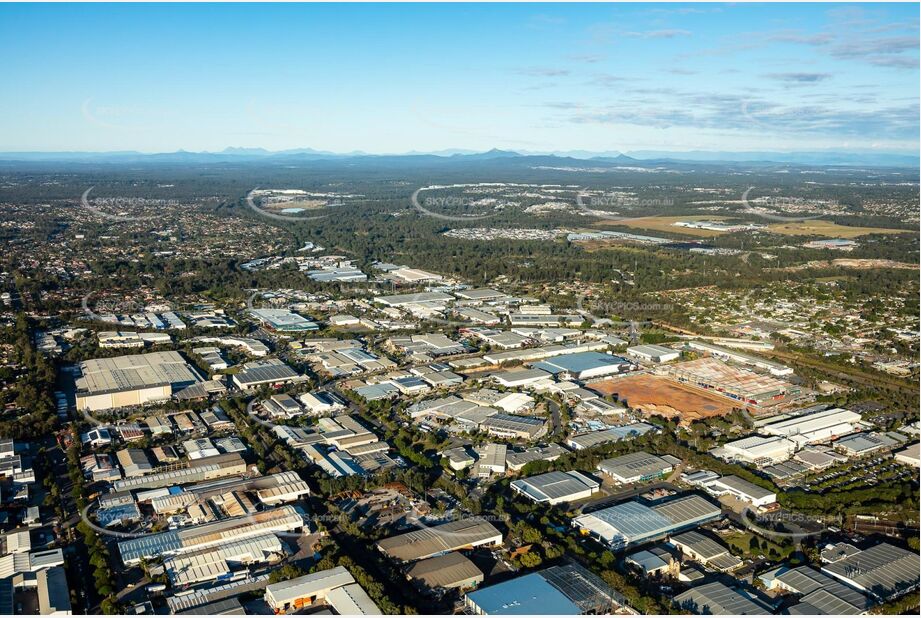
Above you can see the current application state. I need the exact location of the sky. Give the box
[0,2,918,154]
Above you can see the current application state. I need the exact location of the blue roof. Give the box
[532,352,628,375]
[466,572,580,615]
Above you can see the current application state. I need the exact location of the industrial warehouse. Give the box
[117,505,307,564]
[376,518,502,563]
[572,494,721,550]
[597,451,680,484]
[510,470,601,505]
[75,351,204,411]
[760,407,863,446]
[465,563,626,615]
[263,565,380,614]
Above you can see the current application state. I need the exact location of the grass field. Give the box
[722,531,794,559]
[591,215,729,237]
[590,215,913,239]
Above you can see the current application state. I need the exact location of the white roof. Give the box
[325,583,381,615]
[265,566,355,605]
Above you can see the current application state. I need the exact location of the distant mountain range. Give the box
[0,146,916,168]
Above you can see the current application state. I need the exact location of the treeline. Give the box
[0,314,58,439]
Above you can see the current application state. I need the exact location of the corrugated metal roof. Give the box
[377,518,501,562]
[407,552,483,589]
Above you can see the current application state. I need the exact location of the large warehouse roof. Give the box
[762,407,861,438]
[771,565,870,614]
[567,423,655,450]
[573,494,720,548]
[374,291,453,306]
[264,566,355,606]
[674,582,769,615]
[822,542,920,600]
[118,505,303,563]
[466,572,579,615]
[406,552,483,589]
[77,351,201,395]
[531,352,630,375]
[377,518,501,562]
[466,563,624,615]
[510,470,599,503]
[598,451,675,480]
[324,583,381,615]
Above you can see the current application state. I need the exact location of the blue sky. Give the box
[0,2,918,154]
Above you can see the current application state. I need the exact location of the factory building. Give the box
[759,564,871,614]
[597,451,679,484]
[665,357,795,406]
[668,530,742,572]
[76,351,203,412]
[626,344,680,364]
[264,566,380,614]
[481,341,610,366]
[112,452,248,491]
[674,581,771,615]
[465,563,625,615]
[249,308,318,332]
[572,494,721,550]
[232,358,307,390]
[406,552,484,593]
[701,475,777,508]
[685,340,793,376]
[761,407,862,447]
[531,352,633,381]
[566,423,656,451]
[163,533,287,586]
[510,470,600,505]
[479,414,546,440]
[118,505,306,565]
[377,518,502,563]
[717,434,798,465]
[821,542,920,601]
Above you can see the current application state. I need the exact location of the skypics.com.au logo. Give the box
[80,187,161,223]
[575,190,675,221]
[411,184,506,222]
[244,188,329,223]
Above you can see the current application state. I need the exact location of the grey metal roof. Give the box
[377,517,501,562]
[510,470,599,503]
[480,413,545,434]
[407,552,484,589]
[264,566,355,604]
[774,566,870,614]
[653,494,722,526]
[234,359,302,386]
[711,475,776,500]
[626,549,669,573]
[799,588,868,615]
[674,581,769,615]
[822,542,921,600]
[598,451,674,479]
[567,423,655,449]
[77,351,202,396]
[670,530,732,560]
[177,597,246,615]
[540,563,627,613]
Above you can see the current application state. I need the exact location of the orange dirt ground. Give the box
[586,374,738,423]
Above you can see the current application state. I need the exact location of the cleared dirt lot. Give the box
[587,374,737,423]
